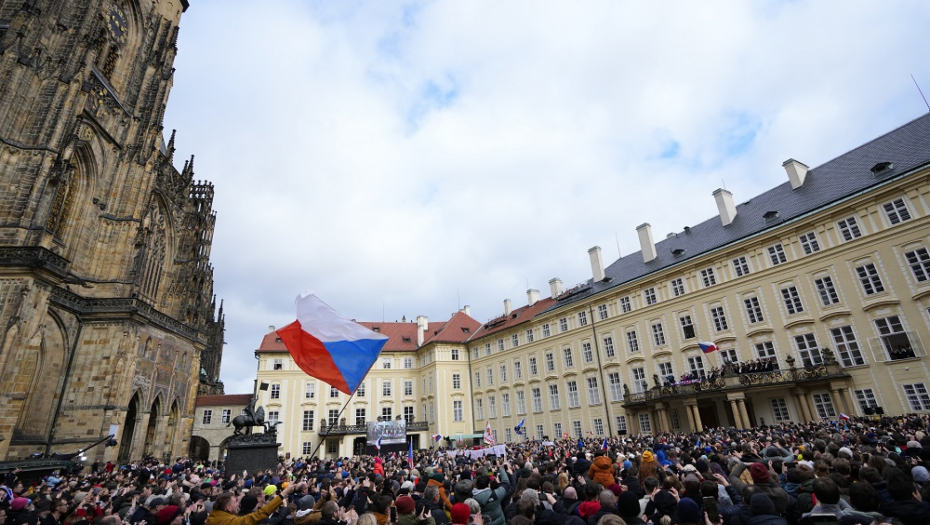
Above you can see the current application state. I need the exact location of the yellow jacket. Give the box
[206,496,285,525]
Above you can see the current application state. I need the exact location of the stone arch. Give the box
[143,395,163,458]
[165,398,181,456]
[5,312,68,441]
[119,392,143,462]
[138,194,175,305]
[189,435,210,461]
[46,144,96,250]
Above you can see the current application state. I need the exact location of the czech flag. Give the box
[601,438,609,450]
[277,293,388,395]
[375,436,382,451]
[698,342,719,354]
[839,413,850,420]
[407,440,414,469]
[432,434,442,443]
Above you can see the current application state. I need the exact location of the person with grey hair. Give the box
[585,490,619,525]
[464,499,481,518]
[417,486,449,525]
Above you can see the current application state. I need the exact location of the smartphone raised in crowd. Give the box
[703,497,721,524]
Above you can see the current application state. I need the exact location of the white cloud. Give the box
[163,0,930,395]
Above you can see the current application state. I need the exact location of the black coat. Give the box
[880,499,930,525]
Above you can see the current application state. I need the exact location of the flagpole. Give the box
[309,389,356,461]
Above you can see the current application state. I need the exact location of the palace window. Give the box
[452,373,461,389]
[586,377,601,405]
[597,304,609,320]
[619,296,632,313]
[451,348,459,360]
[567,380,580,408]
[732,256,750,277]
[516,391,526,415]
[404,380,413,396]
[221,409,231,424]
[502,393,511,416]
[615,416,627,433]
[545,353,555,372]
[644,287,657,305]
[794,334,823,367]
[799,231,821,254]
[302,410,314,431]
[687,356,706,378]
[578,311,588,327]
[812,393,836,418]
[652,322,666,346]
[582,342,593,363]
[710,306,728,331]
[701,268,717,287]
[781,285,804,315]
[356,408,366,426]
[603,336,615,358]
[305,383,315,399]
[572,421,583,438]
[382,381,392,396]
[837,217,862,241]
[670,278,685,297]
[548,384,561,410]
[202,410,212,425]
[529,357,538,376]
[270,384,280,399]
[563,348,574,368]
[905,247,930,282]
[744,297,764,324]
[854,389,878,412]
[814,275,840,306]
[608,372,623,401]
[883,198,911,225]
[542,324,551,338]
[382,358,391,369]
[526,329,534,343]
[830,326,865,367]
[453,400,463,421]
[680,314,695,339]
[593,418,604,435]
[638,413,652,433]
[514,360,522,379]
[768,244,787,265]
[626,330,640,353]
[875,316,916,360]
[531,388,543,412]
[488,396,497,418]
[500,365,508,382]
[632,367,648,394]
[559,318,569,332]
[770,399,790,421]
[754,342,779,369]
[903,384,930,411]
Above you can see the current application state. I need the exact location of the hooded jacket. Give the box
[588,457,616,487]
[471,469,510,525]
[206,496,286,525]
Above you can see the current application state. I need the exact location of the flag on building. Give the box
[483,420,495,446]
[514,418,525,435]
[276,293,389,395]
[601,438,609,450]
[375,436,382,451]
[407,440,414,468]
[698,342,719,354]
[586,431,594,436]
[432,433,442,443]
[839,413,850,420]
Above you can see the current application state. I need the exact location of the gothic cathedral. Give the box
[0,0,224,462]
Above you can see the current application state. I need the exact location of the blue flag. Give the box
[514,418,526,435]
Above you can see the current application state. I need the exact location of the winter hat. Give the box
[11,498,31,511]
[450,503,471,525]
[622,460,632,469]
[786,470,801,484]
[617,492,641,517]
[607,484,623,498]
[912,466,929,483]
[156,505,182,525]
[749,463,770,484]
[33,499,51,512]
[642,451,654,463]
[264,485,277,497]
[396,496,416,515]
[677,499,701,525]
[239,494,259,513]
[431,473,444,483]
[750,494,776,516]
[297,496,315,511]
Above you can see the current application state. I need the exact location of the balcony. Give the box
[622,354,849,409]
[319,419,428,436]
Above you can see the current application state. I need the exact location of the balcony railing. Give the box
[319,420,428,436]
[622,361,848,408]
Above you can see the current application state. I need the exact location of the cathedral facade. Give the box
[0,0,224,462]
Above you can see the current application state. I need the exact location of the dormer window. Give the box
[402,336,411,343]
[672,248,685,257]
[763,210,779,221]
[870,161,893,176]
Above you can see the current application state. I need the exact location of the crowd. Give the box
[2,415,930,525]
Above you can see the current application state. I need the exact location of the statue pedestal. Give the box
[225,440,280,475]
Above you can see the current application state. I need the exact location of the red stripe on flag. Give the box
[277,320,350,394]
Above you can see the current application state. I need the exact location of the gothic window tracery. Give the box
[140,202,168,303]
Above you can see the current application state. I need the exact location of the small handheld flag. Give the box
[277,293,388,394]
[407,440,414,469]
[375,436,382,451]
[514,418,525,435]
[432,433,442,443]
[698,342,719,354]
[601,438,608,450]
[839,413,850,420]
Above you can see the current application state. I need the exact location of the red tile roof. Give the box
[196,394,252,407]
[256,312,480,353]
[470,297,556,340]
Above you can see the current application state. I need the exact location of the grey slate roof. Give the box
[544,112,930,314]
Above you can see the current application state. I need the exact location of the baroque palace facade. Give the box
[253,113,930,458]
[0,0,224,462]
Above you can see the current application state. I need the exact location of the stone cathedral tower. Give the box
[0,0,225,462]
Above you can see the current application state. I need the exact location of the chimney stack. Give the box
[713,188,737,226]
[549,278,563,299]
[636,223,657,263]
[503,299,512,316]
[527,289,540,306]
[461,305,471,317]
[783,158,809,189]
[268,325,276,333]
[588,246,605,282]
[416,315,428,346]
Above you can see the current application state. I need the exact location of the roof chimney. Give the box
[636,223,657,263]
[268,325,276,333]
[712,188,737,226]
[588,246,605,281]
[416,315,428,346]
[527,289,540,307]
[461,305,471,317]
[783,159,809,189]
[503,299,512,316]
[549,278,563,299]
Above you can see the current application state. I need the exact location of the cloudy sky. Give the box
[162,1,930,395]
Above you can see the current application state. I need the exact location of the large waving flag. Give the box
[601,438,609,450]
[375,436,383,451]
[514,418,526,435]
[407,440,414,468]
[277,293,388,395]
[698,342,719,354]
